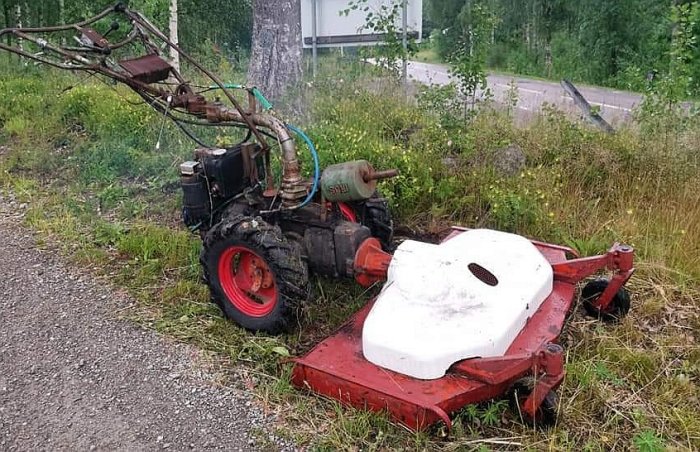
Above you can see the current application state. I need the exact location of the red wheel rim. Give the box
[218,246,277,317]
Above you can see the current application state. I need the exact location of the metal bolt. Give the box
[546,343,563,354]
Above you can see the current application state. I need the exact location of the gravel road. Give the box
[0,196,293,451]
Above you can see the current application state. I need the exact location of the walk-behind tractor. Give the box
[0,3,635,431]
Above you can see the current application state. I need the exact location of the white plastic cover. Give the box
[362,229,554,380]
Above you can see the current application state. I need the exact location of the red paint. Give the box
[353,237,392,287]
[292,229,635,431]
[337,202,358,223]
[292,287,566,431]
[551,243,635,311]
[218,246,277,317]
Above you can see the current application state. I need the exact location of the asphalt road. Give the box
[407,60,642,125]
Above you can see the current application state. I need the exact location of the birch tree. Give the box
[169,0,180,72]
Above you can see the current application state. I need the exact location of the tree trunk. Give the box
[15,3,22,52]
[2,0,10,63]
[169,0,180,72]
[247,0,302,103]
[59,0,65,44]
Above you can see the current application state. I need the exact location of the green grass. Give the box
[415,46,443,64]
[1,66,699,450]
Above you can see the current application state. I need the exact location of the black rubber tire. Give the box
[509,377,559,428]
[581,278,631,322]
[201,214,309,334]
[349,192,394,251]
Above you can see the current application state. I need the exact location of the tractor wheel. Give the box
[509,377,559,428]
[201,214,309,334]
[581,278,631,322]
[344,192,394,251]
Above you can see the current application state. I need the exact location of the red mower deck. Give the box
[292,229,635,431]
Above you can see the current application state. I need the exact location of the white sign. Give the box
[300,0,422,48]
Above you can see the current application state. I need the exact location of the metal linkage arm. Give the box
[552,243,635,312]
[552,243,634,283]
[0,3,314,205]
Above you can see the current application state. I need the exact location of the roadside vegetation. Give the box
[1,58,699,450]
[424,0,700,96]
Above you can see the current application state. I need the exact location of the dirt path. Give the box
[0,196,292,451]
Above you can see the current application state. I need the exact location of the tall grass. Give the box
[0,66,698,450]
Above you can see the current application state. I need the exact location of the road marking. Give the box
[495,83,543,95]
[589,101,632,112]
[560,95,632,112]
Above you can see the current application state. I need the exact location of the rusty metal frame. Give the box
[0,2,308,205]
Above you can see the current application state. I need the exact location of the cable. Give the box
[155,95,172,150]
[286,124,319,209]
[173,120,210,147]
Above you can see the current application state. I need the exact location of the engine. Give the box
[179,144,264,229]
[179,151,392,281]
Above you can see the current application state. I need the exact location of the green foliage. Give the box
[416,82,462,128]
[456,400,509,427]
[424,0,700,96]
[448,0,499,117]
[636,2,700,139]
[0,76,52,139]
[658,1,698,101]
[343,0,417,79]
[426,0,463,58]
[632,430,666,452]
[485,181,542,233]
[58,85,156,142]
[0,0,251,63]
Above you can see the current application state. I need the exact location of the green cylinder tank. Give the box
[321,160,377,202]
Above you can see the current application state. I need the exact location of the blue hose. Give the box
[208,86,316,208]
[286,124,320,209]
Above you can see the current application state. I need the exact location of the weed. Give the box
[456,400,509,429]
[632,430,666,452]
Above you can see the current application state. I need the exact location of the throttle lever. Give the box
[103,21,120,39]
